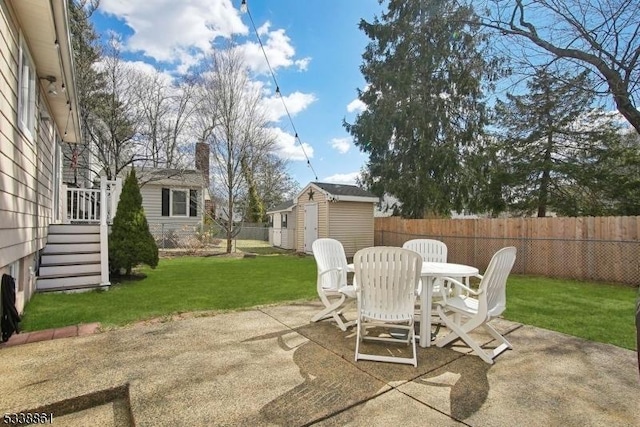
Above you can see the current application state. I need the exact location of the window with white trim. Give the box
[18,34,37,141]
[171,189,188,217]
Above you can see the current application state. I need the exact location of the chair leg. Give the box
[355,320,363,362]
[355,321,417,367]
[435,306,496,364]
[482,322,512,360]
[311,293,346,323]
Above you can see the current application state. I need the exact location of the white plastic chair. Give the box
[435,247,517,364]
[311,238,356,331]
[353,247,422,367]
[402,239,447,263]
[402,239,447,319]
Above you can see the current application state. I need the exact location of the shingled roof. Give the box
[131,168,207,188]
[266,199,295,213]
[311,182,377,198]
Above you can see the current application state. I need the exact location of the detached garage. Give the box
[293,182,378,257]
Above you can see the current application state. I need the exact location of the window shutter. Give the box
[162,188,169,216]
[189,190,197,217]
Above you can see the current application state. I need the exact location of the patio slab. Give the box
[0,301,638,426]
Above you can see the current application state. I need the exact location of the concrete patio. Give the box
[0,301,638,426]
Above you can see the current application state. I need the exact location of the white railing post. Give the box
[99,177,110,287]
[109,177,123,224]
[61,184,69,223]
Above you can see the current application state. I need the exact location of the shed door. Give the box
[303,203,318,253]
[273,213,282,246]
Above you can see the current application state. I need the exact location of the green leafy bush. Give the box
[109,170,158,275]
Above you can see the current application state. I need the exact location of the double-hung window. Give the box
[171,189,188,217]
[18,34,37,141]
[162,188,197,217]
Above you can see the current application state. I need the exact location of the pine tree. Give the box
[109,170,158,275]
[489,69,625,217]
[345,0,497,218]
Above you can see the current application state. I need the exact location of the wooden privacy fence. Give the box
[375,216,640,286]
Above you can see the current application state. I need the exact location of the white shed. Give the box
[266,200,296,250]
[292,182,378,256]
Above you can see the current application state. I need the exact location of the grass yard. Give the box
[21,254,638,351]
[21,254,317,331]
[504,275,637,350]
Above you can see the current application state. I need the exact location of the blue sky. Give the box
[92,0,386,187]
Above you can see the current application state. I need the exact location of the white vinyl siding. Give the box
[0,2,58,309]
[18,32,36,141]
[140,184,203,237]
[327,201,375,257]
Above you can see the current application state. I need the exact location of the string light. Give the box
[63,106,71,139]
[241,0,319,181]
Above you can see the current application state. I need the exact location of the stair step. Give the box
[36,274,104,291]
[42,243,101,254]
[41,253,101,265]
[49,224,101,234]
[47,233,100,244]
[39,263,101,277]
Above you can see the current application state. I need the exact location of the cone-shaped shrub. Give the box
[109,169,158,275]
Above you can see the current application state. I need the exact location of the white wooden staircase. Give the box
[36,177,121,292]
[37,224,105,291]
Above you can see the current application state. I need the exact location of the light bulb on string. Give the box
[240,0,247,13]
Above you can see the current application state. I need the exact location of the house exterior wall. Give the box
[327,201,375,257]
[0,1,60,312]
[140,184,204,245]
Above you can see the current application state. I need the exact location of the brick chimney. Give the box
[195,142,210,188]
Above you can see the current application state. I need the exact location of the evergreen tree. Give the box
[345,0,498,218]
[489,69,625,217]
[109,170,158,275]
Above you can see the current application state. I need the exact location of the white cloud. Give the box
[267,127,314,162]
[99,0,248,65]
[235,21,311,74]
[347,98,366,113]
[323,172,361,185]
[261,91,317,122]
[330,137,351,154]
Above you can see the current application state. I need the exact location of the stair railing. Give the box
[64,187,101,223]
[62,177,122,286]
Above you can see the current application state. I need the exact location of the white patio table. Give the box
[347,261,479,347]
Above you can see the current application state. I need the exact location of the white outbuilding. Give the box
[267,182,379,257]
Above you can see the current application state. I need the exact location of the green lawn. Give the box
[21,255,638,351]
[21,254,317,331]
[503,275,637,350]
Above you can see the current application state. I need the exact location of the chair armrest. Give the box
[442,276,481,296]
[318,267,342,278]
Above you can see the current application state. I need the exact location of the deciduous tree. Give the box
[474,0,640,135]
[194,45,274,252]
